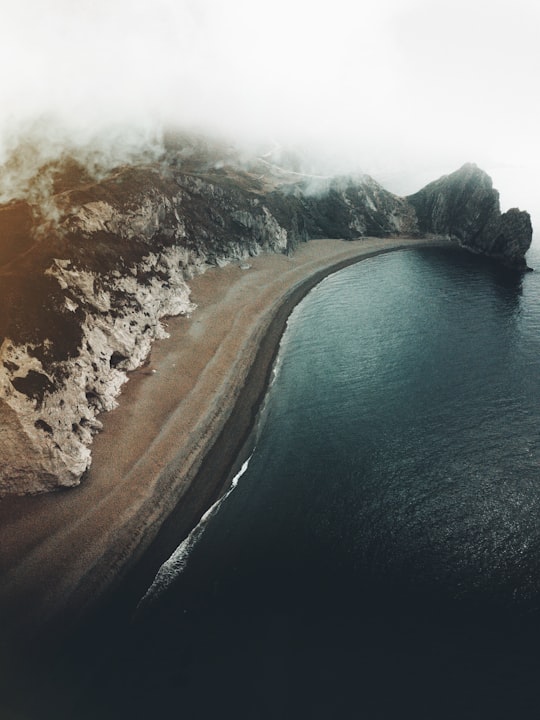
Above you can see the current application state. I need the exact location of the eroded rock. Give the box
[407,163,533,268]
[0,146,533,494]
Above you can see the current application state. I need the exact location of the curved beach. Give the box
[0,236,438,647]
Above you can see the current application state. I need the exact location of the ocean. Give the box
[65,244,540,718]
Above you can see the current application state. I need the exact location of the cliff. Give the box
[407,163,533,269]
[0,140,533,494]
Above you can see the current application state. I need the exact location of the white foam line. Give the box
[136,454,253,613]
[269,312,298,387]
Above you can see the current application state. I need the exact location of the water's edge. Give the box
[73,241,452,636]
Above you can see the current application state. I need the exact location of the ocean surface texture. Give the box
[92,246,540,718]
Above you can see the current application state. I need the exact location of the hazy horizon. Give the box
[1,0,538,222]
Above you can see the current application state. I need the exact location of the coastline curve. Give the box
[120,239,454,617]
[0,237,451,652]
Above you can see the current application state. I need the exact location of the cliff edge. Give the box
[407,163,532,269]
[0,141,533,494]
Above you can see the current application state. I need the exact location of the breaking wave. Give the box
[136,454,253,613]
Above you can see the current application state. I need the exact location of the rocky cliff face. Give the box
[407,163,533,269]
[0,141,533,494]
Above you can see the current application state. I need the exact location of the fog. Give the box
[1,0,538,220]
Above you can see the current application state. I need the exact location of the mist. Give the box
[1,0,539,222]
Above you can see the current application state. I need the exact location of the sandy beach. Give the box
[0,236,438,650]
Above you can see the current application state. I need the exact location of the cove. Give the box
[39,245,540,719]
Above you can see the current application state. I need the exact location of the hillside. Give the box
[0,137,532,494]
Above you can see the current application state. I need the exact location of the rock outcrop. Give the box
[407,163,532,269]
[0,140,533,494]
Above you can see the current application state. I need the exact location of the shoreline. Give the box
[114,241,437,614]
[0,237,449,654]
[77,238,456,636]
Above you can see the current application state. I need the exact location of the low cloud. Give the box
[0,0,538,217]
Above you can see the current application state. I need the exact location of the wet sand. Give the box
[0,237,439,648]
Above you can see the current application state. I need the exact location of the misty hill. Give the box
[0,136,533,494]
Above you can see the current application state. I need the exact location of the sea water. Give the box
[95,245,540,719]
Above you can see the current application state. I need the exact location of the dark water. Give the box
[81,246,540,718]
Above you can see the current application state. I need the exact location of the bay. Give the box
[92,245,540,719]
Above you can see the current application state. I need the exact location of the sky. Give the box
[0,0,538,219]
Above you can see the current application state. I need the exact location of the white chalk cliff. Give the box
[0,137,532,494]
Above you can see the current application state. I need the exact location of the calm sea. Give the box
[76,244,540,718]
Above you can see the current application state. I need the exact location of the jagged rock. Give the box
[407,163,532,268]
[0,143,533,494]
[479,207,533,268]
